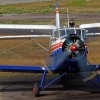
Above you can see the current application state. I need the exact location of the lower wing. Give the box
[0,65,45,73]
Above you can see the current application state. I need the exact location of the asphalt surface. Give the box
[0,13,100,21]
[0,0,50,5]
[0,76,100,100]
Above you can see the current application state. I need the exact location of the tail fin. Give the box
[56,3,60,29]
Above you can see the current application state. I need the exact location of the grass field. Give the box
[87,37,100,64]
[0,37,99,65]
[0,38,49,66]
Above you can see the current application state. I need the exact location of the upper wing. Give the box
[0,35,51,39]
[79,23,100,28]
[0,24,56,30]
[0,24,57,38]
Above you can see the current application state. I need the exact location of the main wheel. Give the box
[33,82,40,97]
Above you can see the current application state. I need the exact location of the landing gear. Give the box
[33,83,40,97]
[32,68,67,97]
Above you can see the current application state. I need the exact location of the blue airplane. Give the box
[0,3,99,97]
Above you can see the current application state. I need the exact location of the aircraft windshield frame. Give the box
[53,29,66,39]
[52,28,87,41]
[66,28,87,40]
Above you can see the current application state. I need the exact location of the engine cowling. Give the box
[62,34,87,61]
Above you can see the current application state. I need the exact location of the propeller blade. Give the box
[48,51,71,68]
[41,59,53,75]
[77,55,100,83]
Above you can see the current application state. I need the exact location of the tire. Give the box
[33,82,40,97]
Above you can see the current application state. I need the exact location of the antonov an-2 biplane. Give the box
[0,3,99,97]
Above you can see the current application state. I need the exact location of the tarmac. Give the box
[0,76,100,100]
[0,0,51,5]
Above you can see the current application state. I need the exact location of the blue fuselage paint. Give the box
[50,47,87,73]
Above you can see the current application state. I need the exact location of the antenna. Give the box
[67,8,69,27]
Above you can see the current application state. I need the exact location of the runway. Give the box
[0,76,100,100]
[0,0,50,5]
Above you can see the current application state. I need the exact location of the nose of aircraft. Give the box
[62,34,87,62]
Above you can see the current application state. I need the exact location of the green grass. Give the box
[68,0,86,6]
[0,0,99,14]
[0,19,55,25]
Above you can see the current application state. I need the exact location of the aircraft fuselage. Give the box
[49,28,87,73]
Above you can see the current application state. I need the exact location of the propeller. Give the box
[78,59,100,87]
[40,51,71,74]
[62,34,86,61]
[48,34,86,72]
[39,34,100,86]
[41,59,53,75]
[62,34,97,82]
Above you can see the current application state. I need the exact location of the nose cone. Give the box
[70,44,77,51]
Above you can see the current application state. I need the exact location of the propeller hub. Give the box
[70,44,77,51]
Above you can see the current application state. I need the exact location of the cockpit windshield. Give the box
[59,30,66,37]
[53,29,66,38]
[75,29,81,37]
[54,30,59,38]
[66,29,75,35]
[66,28,87,40]
[52,28,87,41]
[66,28,81,37]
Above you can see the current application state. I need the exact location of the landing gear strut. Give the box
[32,68,66,97]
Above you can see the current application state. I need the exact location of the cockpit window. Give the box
[59,30,66,37]
[66,29,81,37]
[76,29,87,39]
[52,28,87,41]
[82,29,87,39]
[54,30,59,38]
[76,29,81,37]
[53,29,66,38]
